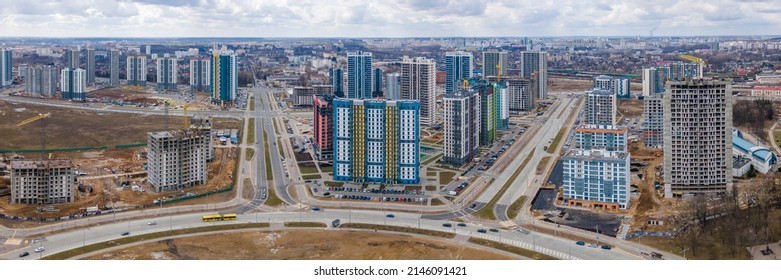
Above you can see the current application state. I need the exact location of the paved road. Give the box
[1,210,637,260]
[0,94,243,119]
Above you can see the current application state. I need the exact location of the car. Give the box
[34,247,44,253]
[386,214,395,218]
[477,229,487,233]
[457,223,467,227]
[601,245,612,250]
[442,223,453,227]
[18,252,29,258]
[311,207,321,211]
[121,232,130,236]
[488,228,499,233]
[147,221,157,225]
[575,241,586,246]
[588,243,599,248]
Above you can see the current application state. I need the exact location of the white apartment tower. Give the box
[585,89,616,126]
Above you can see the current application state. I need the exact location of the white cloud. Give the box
[0,0,779,37]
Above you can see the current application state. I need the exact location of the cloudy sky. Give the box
[1,0,780,37]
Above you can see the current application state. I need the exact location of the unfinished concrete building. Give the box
[663,79,733,197]
[189,115,214,161]
[10,159,75,204]
[147,129,209,192]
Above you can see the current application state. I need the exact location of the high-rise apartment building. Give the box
[126,55,147,86]
[329,67,343,97]
[1,49,11,86]
[211,53,237,103]
[372,67,383,97]
[313,95,333,160]
[384,72,400,100]
[504,77,534,111]
[110,49,120,86]
[669,61,702,80]
[520,51,548,100]
[156,55,178,90]
[25,65,57,97]
[333,98,420,184]
[445,51,473,95]
[443,89,480,166]
[400,57,436,126]
[574,125,628,151]
[663,79,733,197]
[147,129,209,192]
[482,51,508,77]
[593,75,630,99]
[562,149,630,210]
[346,51,372,99]
[476,82,496,147]
[189,58,211,92]
[10,160,75,204]
[65,49,80,70]
[584,89,616,126]
[86,49,95,83]
[642,93,664,148]
[60,68,86,100]
[189,115,214,162]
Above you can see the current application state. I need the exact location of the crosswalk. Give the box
[473,233,580,260]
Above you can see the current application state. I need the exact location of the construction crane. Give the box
[163,99,189,130]
[496,63,502,81]
[679,54,707,67]
[17,113,51,158]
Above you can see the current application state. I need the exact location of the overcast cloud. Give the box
[0,0,779,37]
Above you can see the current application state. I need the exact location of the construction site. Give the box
[0,99,242,222]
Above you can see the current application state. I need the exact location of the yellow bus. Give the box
[222,213,237,221]
[202,214,222,222]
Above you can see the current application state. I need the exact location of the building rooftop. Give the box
[149,129,204,139]
[576,124,627,133]
[733,134,777,163]
[10,159,74,169]
[732,156,751,169]
[565,149,628,160]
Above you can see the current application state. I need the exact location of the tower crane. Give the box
[162,99,189,130]
[496,63,502,81]
[679,54,706,67]
[17,113,51,158]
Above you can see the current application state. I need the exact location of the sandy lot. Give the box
[83,230,515,260]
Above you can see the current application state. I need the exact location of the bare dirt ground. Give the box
[0,100,240,149]
[549,77,642,95]
[88,88,160,104]
[618,99,644,119]
[83,230,515,260]
[0,147,237,220]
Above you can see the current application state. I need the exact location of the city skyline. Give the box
[1,1,780,38]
